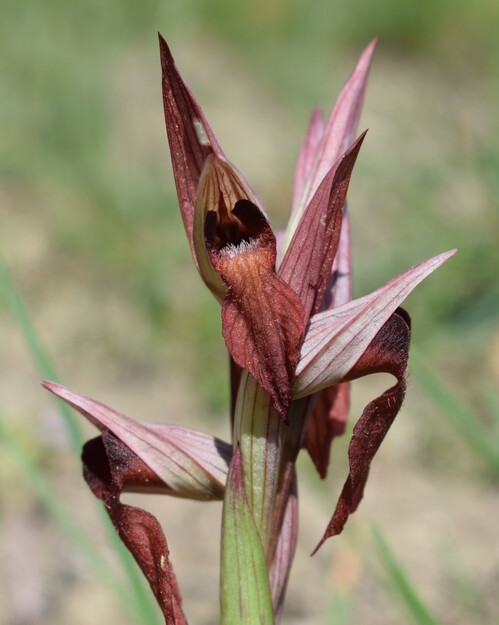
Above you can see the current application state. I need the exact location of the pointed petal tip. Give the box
[310,534,327,557]
[42,380,63,394]
[353,128,368,149]
[430,248,458,267]
[311,106,324,122]
[400,248,457,279]
[295,248,457,397]
[158,32,168,49]
[42,381,88,407]
[158,33,172,71]
[360,37,379,62]
[158,35,181,82]
[42,382,90,411]
[344,38,377,81]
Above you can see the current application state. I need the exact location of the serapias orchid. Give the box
[43,35,455,625]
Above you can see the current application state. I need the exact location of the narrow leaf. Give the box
[372,526,442,625]
[410,348,499,476]
[0,418,122,597]
[0,258,160,624]
[295,249,456,398]
[220,446,274,625]
[0,256,83,452]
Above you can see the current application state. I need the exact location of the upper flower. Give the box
[159,32,455,549]
[159,33,454,416]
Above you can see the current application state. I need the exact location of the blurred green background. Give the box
[1,1,498,624]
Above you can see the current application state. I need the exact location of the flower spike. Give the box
[40,36,457,623]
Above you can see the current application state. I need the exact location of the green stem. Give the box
[232,371,286,551]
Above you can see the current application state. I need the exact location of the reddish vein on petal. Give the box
[279,133,366,322]
[283,39,376,253]
[324,210,353,310]
[291,107,325,215]
[43,381,231,499]
[294,249,457,398]
[159,33,223,262]
[304,39,377,207]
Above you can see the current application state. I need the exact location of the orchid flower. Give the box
[43,35,455,625]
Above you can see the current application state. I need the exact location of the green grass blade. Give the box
[372,526,441,625]
[0,257,161,625]
[326,590,353,625]
[104,529,163,625]
[479,383,499,435]
[410,347,499,476]
[0,255,84,454]
[0,417,122,593]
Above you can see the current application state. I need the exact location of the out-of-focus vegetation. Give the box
[1,2,498,624]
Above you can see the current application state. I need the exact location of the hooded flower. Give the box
[158,33,454,542]
[43,36,455,624]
